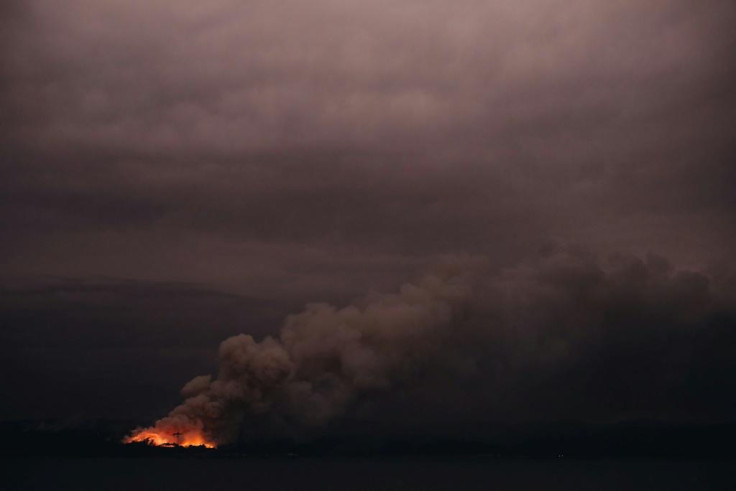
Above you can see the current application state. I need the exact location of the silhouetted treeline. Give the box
[3,420,736,459]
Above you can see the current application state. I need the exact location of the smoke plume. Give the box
[129,258,477,444]
[128,247,736,445]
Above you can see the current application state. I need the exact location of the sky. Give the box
[1,0,735,433]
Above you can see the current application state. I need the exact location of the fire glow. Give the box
[123,428,216,449]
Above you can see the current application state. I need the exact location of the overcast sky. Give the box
[1,0,734,424]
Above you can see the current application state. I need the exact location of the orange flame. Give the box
[123,428,216,449]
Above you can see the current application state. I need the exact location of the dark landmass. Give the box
[3,420,736,460]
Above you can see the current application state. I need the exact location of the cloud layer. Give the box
[2,0,735,294]
[1,1,734,426]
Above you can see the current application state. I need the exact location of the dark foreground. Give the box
[6,456,735,490]
[3,422,736,489]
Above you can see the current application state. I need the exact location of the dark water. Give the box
[6,457,735,490]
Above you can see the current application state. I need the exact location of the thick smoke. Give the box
[131,258,478,444]
[131,247,736,444]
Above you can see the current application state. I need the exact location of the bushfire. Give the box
[123,428,216,449]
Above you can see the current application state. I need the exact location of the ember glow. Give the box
[124,428,216,449]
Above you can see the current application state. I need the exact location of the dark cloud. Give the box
[1,1,734,428]
[2,1,735,279]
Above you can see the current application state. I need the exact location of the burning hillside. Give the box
[124,426,216,448]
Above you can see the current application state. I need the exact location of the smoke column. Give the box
[126,247,736,446]
[126,259,476,446]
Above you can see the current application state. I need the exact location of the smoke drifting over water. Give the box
[128,247,736,446]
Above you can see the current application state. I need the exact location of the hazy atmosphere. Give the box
[1,0,734,448]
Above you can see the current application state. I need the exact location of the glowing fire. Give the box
[124,428,216,449]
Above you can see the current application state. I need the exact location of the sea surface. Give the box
[6,457,735,490]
